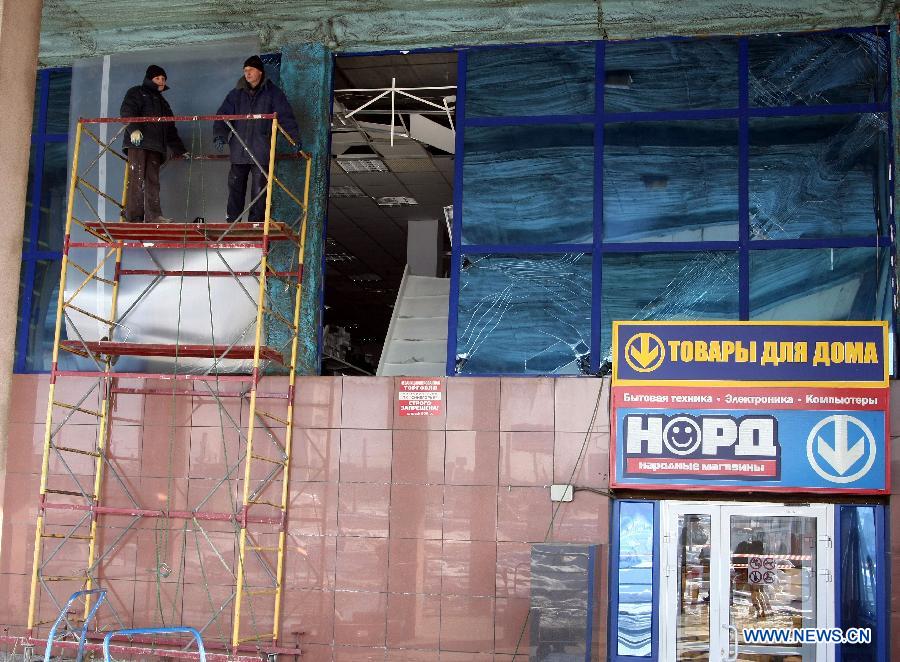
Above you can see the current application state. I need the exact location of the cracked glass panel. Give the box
[603,120,738,242]
[750,247,890,321]
[616,501,654,657]
[600,252,738,360]
[466,44,595,117]
[456,253,591,374]
[462,124,594,245]
[750,31,888,107]
[749,113,889,240]
[604,38,739,113]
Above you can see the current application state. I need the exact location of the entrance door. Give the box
[660,502,833,662]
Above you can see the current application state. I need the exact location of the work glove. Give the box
[213,136,227,153]
[130,129,143,147]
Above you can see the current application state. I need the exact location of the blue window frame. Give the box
[449,27,895,376]
[16,67,71,373]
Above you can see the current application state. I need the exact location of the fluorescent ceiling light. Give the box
[376,196,418,207]
[338,158,388,173]
[329,185,367,198]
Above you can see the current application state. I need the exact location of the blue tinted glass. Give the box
[750,247,890,321]
[604,120,738,242]
[24,260,61,372]
[617,501,654,657]
[23,148,36,251]
[456,253,591,374]
[604,38,739,112]
[839,506,878,661]
[46,70,71,134]
[750,31,888,107]
[38,142,69,252]
[750,114,888,240]
[466,45,595,117]
[601,252,739,360]
[462,124,594,245]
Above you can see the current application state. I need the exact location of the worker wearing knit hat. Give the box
[213,55,301,222]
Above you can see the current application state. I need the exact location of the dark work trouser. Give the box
[125,148,164,222]
[226,163,269,222]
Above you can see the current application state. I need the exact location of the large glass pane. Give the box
[749,114,888,240]
[466,45,595,117]
[23,147,36,251]
[750,31,888,107]
[604,120,738,242]
[37,142,70,252]
[24,260,61,372]
[46,69,72,134]
[676,514,711,661]
[749,247,890,321]
[730,515,818,660]
[462,124,593,245]
[839,506,878,661]
[600,251,739,360]
[604,39,739,113]
[617,501,654,657]
[456,253,591,374]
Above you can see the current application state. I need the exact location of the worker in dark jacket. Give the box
[120,65,188,222]
[213,55,300,222]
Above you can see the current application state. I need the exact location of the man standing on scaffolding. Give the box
[120,65,188,223]
[213,55,300,222]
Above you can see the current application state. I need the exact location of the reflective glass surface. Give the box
[605,38,739,112]
[23,149,36,251]
[604,120,738,242]
[462,124,594,245]
[676,514,711,661]
[749,114,889,239]
[749,247,890,321]
[25,260,61,372]
[38,142,69,252]
[750,31,888,107]
[466,44,595,117]
[838,506,878,661]
[456,253,591,374]
[600,252,739,360]
[46,70,72,134]
[617,501,654,657]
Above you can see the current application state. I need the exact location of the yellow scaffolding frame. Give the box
[25,113,313,658]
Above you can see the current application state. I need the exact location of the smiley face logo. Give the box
[662,416,702,455]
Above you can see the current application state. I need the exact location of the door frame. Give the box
[659,500,835,662]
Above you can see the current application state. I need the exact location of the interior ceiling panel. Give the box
[383,158,439,173]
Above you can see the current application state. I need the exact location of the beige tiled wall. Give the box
[0,374,611,661]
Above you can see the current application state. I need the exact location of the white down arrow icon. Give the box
[806,414,876,484]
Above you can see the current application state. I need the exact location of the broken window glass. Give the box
[604,38,739,113]
[749,113,889,240]
[600,252,739,361]
[603,120,738,242]
[456,253,591,374]
[749,247,890,321]
[749,31,888,107]
[462,124,594,245]
[466,44,595,117]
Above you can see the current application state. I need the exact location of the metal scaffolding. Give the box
[8,111,312,660]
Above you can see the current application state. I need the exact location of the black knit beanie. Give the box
[145,64,167,80]
[243,55,265,73]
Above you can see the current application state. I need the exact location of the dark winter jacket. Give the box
[213,76,300,166]
[120,78,187,158]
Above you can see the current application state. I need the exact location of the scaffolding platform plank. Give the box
[80,221,301,245]
[59,340,285,364]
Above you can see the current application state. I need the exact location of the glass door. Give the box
[661,502,833,662]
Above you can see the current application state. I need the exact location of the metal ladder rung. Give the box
[261,305,298,332]
[53,444,101,457]
[248,546,279,552]
[250,453,287,466]
[41,533,93,540]
[255,409,290,426]
[244,588,278,597]
[61,303,116,327]
[237,633,275,644]
[44,489,95,498]
[41,575,87,582]
[70,259,116,286]
[52,401,103,418]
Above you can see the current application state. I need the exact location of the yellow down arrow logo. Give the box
[623,332,665,373]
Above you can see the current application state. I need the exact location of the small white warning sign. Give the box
[398,379,443,416]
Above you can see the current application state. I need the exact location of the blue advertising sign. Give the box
[610,385,889,493]
[612,321,888,387]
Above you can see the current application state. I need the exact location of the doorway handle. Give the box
[723,624,738,662]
